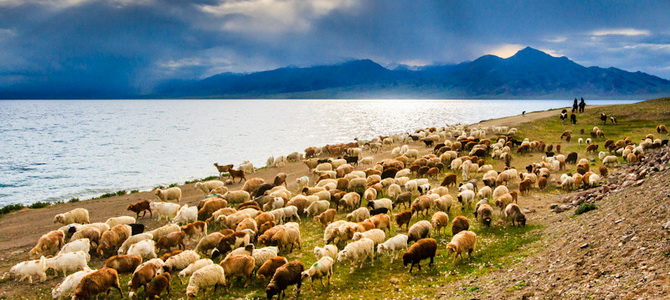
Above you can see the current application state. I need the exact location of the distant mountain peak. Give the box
[508,46,554,60]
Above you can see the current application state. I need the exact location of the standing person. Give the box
[570,113,577,124]
[572,98,578,112]
[579,97,586,113]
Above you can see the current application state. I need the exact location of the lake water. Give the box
[0,99,639,206]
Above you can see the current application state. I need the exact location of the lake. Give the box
[0,99,638,206]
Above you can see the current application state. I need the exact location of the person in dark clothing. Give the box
[570,113,577,124]
[579,98,586,113]
[572,98,578,112]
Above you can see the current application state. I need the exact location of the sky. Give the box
[1,0,669,95]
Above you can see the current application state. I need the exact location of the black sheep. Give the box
[402,238,437,273]
[266,260,304,300]
[368,207,389,216]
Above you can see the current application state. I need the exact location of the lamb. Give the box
[504,203,527,227]
[103,254,142,274]
[53,208,89,225]
[156,231,186,253]
[313,208,337,228]
[105,216,136,228]
[9,256,47,283]
[194,180,225,195]
[29,230,64,258]
[127,239,157,259]
[185,264,226,298]
[173,205,198,225]
[72,268,123,300]
[407,220,432,242]
[304,200,330,217]
[129,258,164,298]
[451,216,470,235]
[266,260,304,300]
[45,251,90,277]
[145,272,171,299]
[337,237,375,273]
[149,223,181,242]
[457,190,476,210]
[301,256,334,288]
[58,238,91,255]
[474,202,494,227]
[394,210,412,231]
[127,200,152,218]
[97,225,131,257]
[430,212,450,235]
[51,269,95,299]
[150,201,180,220]
[352,229,386,245]
[446,230,477,263]
[346,207,370,222]
[257,256,288,281]
[313,245,339,260]
[154,187,182,202]
[280,205,301,223]
[402,238,437,273]
[377,234,409,263]
[220,255,255,287]
[178,259,213,282]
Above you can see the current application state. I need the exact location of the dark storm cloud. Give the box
[1,0,669,97]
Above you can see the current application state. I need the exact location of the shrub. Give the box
[130,190,139,194]
[0,204,25,216]
[574,203,597,215]
[68,198,80,203]
[29,202,51,209]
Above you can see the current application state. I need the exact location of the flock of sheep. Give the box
[8,119,669,299]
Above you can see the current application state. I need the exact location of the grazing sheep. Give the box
[72,268,122,300]
[53,208,90,225]
[266,260,304,300]
[145,272,171,299]
[446,231,477,263]
[103,254,142,274]
[504,203,527,227]
[352,229,386,245]
[457,190,476,210]
[271,225,302,253]
[45,251,90,277]
[10,256,47,283]
[195,180,225,195]
[346,207,370,223]
[434,195,453,213]
[474,202,494,227]
[51,269,95,299]
[402,238,437,273]
[223,190,251,204]
[492,185,510,201]
[127,200,152,219]
[430,212,450,235]
[257,256,288,282]
[313,209,337,228]
[394,210,412,231]
[173,205,198,225]
[602,155,618,166]
[156,230,186,253]
[407,220,432,243]
[377,234,409,263]
[198,198,228,221]
[451,216,470,236]
[219,255,255,287]
[150,202,180,220]
[129,258,164,298]
[104,216,136,228]
[185,264,226,298]
[337,238,375,273]
[182,221,208,241]
[149,224,181,242]
[29,230,64,259]
[367,198,393,211]
[304,200,330,217]
[59,238,91,255]
[155,187,182,202]
[301,257,334,287]
[313,245,339,260]
[178,259,213,282]
[127,239,157,259]
[368,213,391,232]
[97,225,132,257]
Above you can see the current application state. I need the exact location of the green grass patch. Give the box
[574,203,597,215]
[0,204,25,216]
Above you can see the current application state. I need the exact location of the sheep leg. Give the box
[429,255,434,267]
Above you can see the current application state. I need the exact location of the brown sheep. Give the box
[451,216,470,236]
[313,209,336,229]
[657,124,668,134]
[538,177,548,190]
[181,221,207,241]
[160,250,184,262]
[336,178,350,191]
[402,238,437,273]
[357,220,375,231]
[273,173,288,187]
[259,221,276,236]
[368,213,391,232]
[598,165,608,177]
[214,163,233,176]
[228,168,246,183]
[255,212,275,228]
[586,144,599,153]
[510,191,518,203]
[29,230,64,258]
[237,200,261,211]
[474,203,493,227]
[97,225,131,257]
[495,193,513,212]
[394,210,412,231]
[220,255,256,287]
[104,254,142,274]
[446,230,477,263]
[441,174,458,187]
[394,192,412,209]
[257,256,288,281]
[266,260,304,300]
[518,179,533,195]
[156,231,186,253]
[212,231,250,258]
[504,203,527,227]
[72,268,122,300]
[129,260,162,298]
[411,196,432,216]
[577,162,590,175]
[242,177,266,195]
[198,198,228,221]
[146,272,171,299]
[195,232,225,255]
[430,212,450,235]
[127,200,152,219]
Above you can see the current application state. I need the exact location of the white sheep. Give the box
[53,208,89,225]
[51,269,95,299]
[301,256,334,287]
[45,251,90,277]
[118,232,153,254]
[352,229,386,245]
[346,207,370,222]
[240,160,255,174]
[304,200,330,217]
[173,204,198,225]
[10,256,47,283]
[154,187,182,202]
[313,245,338,260]
[58,238,90,255]
[295,176,310,192]
[323,220,347,244]
[178,258,213,282]
[252,246,280,269]
[150,202,180,220]
[149,224,181,241]
[376,234,409,263]
[337,237,375,273]
[104,216,136,228]
[457,190,476,210]
[127,239,157,259]
[164,250,200,273]
[492,185,510,200]
[186,264,226,298]
[434,195,453,212]
[223,190,251,204]
[368,198,393,211]
[194,180,225,194]
[280,205,301,222]
[602,155,618,166]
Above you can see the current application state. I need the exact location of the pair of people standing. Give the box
[572,97,586,113]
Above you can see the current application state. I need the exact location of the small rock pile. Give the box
[553,147,670,213]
